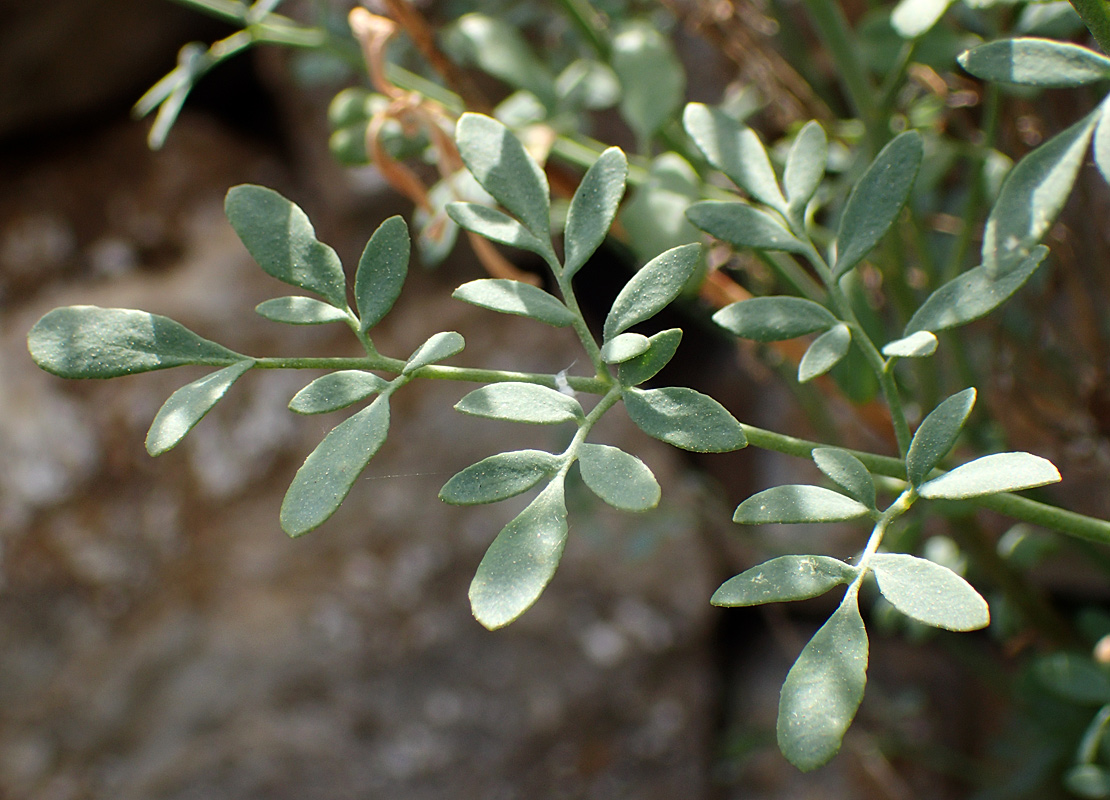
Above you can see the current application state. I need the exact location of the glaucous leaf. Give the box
[712,296,837,342]
[146,359,254,455]
[904,246,1048,334]
[1035,653,1110,705]
[711,555,858,606]
[798,324,851,383]
[618,153,702,264]
[918,452,1061,499]
[469,477,568,629]
[403,331,465,374]
[439,449,561,505]
[28,306,243,379]
[982,112,1097,277]
[611,23,685,144]
[1066,765,1110,799]
[906,387,976,487]
[1096,99,1110,186]
[255,296,349,325]
[734,485,871,524]
[443,13,556,106]
[617,328,683,386]
[813,448,876,509]
[601,332,651,364]
[577,443,660,511]
[289,370,388,415]
[355,215,409,332]
[456,382,584,425]
[833,131,923,279]
[958,38,1110,87]
[784,121,828,213]
[556,59,620,110]
[882,330,938,358]
[623,386,747,452]
[455,113,551,238]
[564,147,628,278]
[778,595,869,771]
[869,553,989,631]
[686,201,807,254]
[452,279,574,327]
[891,0,954,38]
[603,243,702,341]
[445,202,552,260]
[225,185,347,309]
[280,396,390,536]
[683,103,787,211]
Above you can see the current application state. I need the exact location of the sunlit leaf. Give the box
[577,443,660,511]
[683,103,787,211]
[617,328,683,386]
[712,555,858,606]
[445,202,552,260]
[403,331,465,374]
[355,215,410,332]
[601,332,651,364]
[686,201,807,253]
[456,382,584,425]
[958,38,1110,87]
[869,553,989,630]
[906,387,976,487]
[784,121,828,213]
[288,370,388,415]
[603,243,702,340]
[882,330,938,358]
[619,152,702,263]
[440,449,561,505]
[255,296,348,325]
[918,451,1061,499]
[623,386,747,452]
[564,147,628,278]
[813,448,876,509]
[443,13,556,106]
[1096,99,1110,186]
[453,279,575,327]
[611,23,685,144]
[892,0,954,38]
[734,485,871,524]
[146,359,254,455]
[799,324,851,383]
[556,59,620,110]
[713,296,837,342]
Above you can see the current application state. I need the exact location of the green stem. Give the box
[1070,0,1110,54]
[850,488,915,590]
[552,0,610,59]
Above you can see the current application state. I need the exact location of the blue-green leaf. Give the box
[686,201,807,253]
[1066,764,1110,798]
[918,452,1061,499]
[355,215,410,332]
[623,386,747,452]
[683,103,787,211]
[1096,98,1110,186]
[869,553,989,631]
[1035,653,1110,705]
[577,443,660,511]
[617,328,683,386]
[892,0,954,38]
[443,13,556,105]
[813,448,876,509]
[906,388,976,487]
[469,477,568,629]
[712,555,858,607]
[958,38,1110,87]
[289,370,388,415]
[784,121,828,213]
[734,485,871,524]
[619,153,702,264]
[564,147,628,278]
[440,449,561,505]
[225,185,348,309]
[146,359,254,455]
[452,279,575,327]
[603,243,702,341]
[611,23,685,144]
[256,296,349,325]
[456,382,584,425]
[445,202,552,260]
[601,332,651,364]
[713,296,837,342]
[882,330,938,358]
[403,331,465,374]
[799,324,851,383]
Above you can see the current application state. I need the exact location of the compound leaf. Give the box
[453,279,575,327]
[784,121,828,213]
[617,328,683,386]
[577,443,660,511]
[623,386,746,452]
[256,296,349,325]
[445,202,552,260]
[456,382,584,425]
[469,477,568,629]
[778,594,869,771]
[712,555,858,607]
[833,131,923,279]
[145,359,254,455]
[869,553,989,631]
[603,243,702,340]
[813,448,876,509]
[355,215,410,332]
[440,449,561,505]
[225,184,347,309]
[564,147,628,278]
[683,102,787,211]
[734,485,871,524]
[918,452,1061,499]
[958,38,1110,87]
[289,370,388,415]
[798,324,851,383]
[713,296,837,342]
[601,332,651,364]
[455,113,551,238]
[882,330,938,358]
[403,331,465,374]
[280,395,391,536]
[686,201,807,253]
[28,306,243,379]
[906,388,977,487]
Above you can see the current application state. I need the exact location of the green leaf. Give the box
[686,201,807,254]
[784,121,828,213]
[469,477,568,629]
[906,387,977,486]
[601,332,651,364]
[611,23,685,144]
[225,185,348,309]
[1035,653,1110,705]
[918,451,1061,499]
[711,555,858,607]
[1096,99,1110,186]
[904,246,1048,334]
[617,328,683,386]
[603,243,703,341]
[452,279,575,327]
[882,330,938,358]
[891,0,954,38]
[799,324,852,383]
[833,131,923,279]
[443,14,556,106]
[456,382,584,425]
[619,153,702,264]
[734,485,871,524]
[564,147,628,278]
[404,331,465,374]
[958,38,1110,87]
[778,594,869,771]
[355,215,410,332]
[983,112,1097,277]
[255,296,349,325]
[28,306,243,379]
[577,443,660,511]
[439,449,561,505]
[869,553,989,631]
[289,370,388,415]
[683,103,787,211]
[713,296,837,342]
[445,202,552,260]
[280,396,391,536]
[145,359,254,455]
[455,113,551,238]
[623,386,747,452]
[556,59,620,110]
[1066,765,1110,799]
[813,448,876,509]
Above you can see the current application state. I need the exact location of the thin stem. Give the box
[851,488,915,583]
[1070,0,1110,54]
[552,0,611,59]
